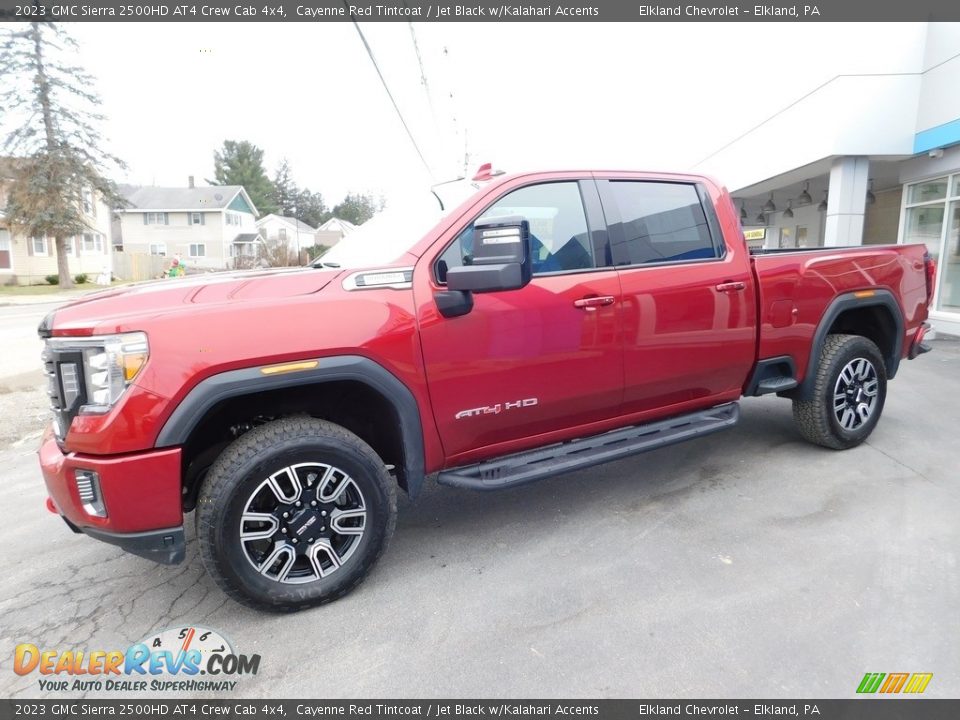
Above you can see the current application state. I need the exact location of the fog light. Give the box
[75,469,106,518]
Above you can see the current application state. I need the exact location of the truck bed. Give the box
[749,243,930,386]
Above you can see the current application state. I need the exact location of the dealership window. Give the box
[31,237,48,256]
[778,227,794,249]
[902,174,960,315]
[149,243,167,256]
[189,243,206,258]
[0,230,11,270]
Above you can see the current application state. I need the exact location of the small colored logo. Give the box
[13,626,260,694]
[857,672,933,694]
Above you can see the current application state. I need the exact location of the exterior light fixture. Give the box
[798,182,812,206]
[783,201,794,219]
[867,179,876,205]
[756,211,767,225]
[763,193,776,213]
[818,192,828,212]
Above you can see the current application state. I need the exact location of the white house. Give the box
[255,214,319,257]
[315,216,357,249]
[695,22,960,335]
[115,180,262,270]
[0,159,114,286]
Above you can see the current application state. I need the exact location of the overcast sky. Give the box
[10,22,926,206]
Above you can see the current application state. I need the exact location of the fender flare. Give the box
[794,289,904,401]
[155,355,427,499]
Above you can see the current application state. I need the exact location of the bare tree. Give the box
[0,21,125,287]
[261,237,302,268]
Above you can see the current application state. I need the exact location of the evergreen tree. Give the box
[331,192,383,226]
[294,188,328,229]
[210,140,277,216]
[0,22,125,288]
[271,159,298,217]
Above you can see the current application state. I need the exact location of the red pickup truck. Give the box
[38,169,935,611]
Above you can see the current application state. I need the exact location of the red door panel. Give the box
[618,259,756,413]
[417,271,623,461]
[595,175,757,414]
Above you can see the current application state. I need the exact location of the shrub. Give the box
[45,275,59,285]
[74,273,88,284]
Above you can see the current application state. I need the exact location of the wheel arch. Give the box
[792,290,904,401]
[155,355,426,502]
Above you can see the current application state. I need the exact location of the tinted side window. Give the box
[438,182,593,282]
[609,181,719,266]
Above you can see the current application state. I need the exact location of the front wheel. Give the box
[792,334,887,450]
[196,418,397,612]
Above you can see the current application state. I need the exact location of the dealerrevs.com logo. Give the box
[14,626,260,693]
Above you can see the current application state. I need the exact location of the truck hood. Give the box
[51,267,343,334]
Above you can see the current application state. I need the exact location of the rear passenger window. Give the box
[609,181,720,266]
[437,181,594,282]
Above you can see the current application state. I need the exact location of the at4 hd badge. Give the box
[455,397,538,420]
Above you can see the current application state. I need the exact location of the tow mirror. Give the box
[445,217,531,293]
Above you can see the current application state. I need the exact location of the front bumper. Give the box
[39,427,185,565]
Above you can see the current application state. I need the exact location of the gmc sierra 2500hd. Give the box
[38,168,935,611]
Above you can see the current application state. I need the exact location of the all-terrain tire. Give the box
[196,417,397,612]
[792,334,887,450]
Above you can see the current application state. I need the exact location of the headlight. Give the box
[47,332,149,414]
[82,332,149,412]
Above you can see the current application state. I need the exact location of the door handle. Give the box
[715,281,746,292]
[573,295,616,310]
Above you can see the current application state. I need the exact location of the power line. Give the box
[343,4,432,177]
[406,20,439,133]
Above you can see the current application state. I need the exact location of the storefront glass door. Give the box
[902,173,960,317]
[939,201,960,314]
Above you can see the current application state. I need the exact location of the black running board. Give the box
[437,402,740,491]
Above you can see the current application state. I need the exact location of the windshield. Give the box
[312,195,446,269]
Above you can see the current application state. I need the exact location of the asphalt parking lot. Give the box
[1,339,958,699]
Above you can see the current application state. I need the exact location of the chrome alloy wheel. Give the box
[833,358,879,431]
[239,463,367,584]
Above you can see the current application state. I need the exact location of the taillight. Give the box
[924,252,937,308]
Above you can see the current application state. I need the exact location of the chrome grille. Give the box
[41,347,64,438]
[41,344,86,440]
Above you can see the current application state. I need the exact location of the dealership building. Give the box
[696,23,960,337]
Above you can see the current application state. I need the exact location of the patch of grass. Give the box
[0,280,134,298]
[0,284,72,296]
[0,281,125,296]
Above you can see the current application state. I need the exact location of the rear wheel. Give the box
[792,334,887,450]
[196,417,396,612]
